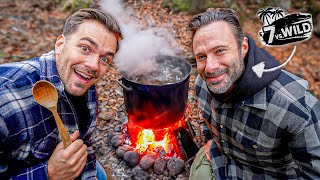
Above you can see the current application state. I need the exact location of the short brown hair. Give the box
[189,8,244,49]
[63,8,122,51]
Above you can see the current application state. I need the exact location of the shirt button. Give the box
[220,125,224,128]
[253,145,258,149]
[221,139,225,143]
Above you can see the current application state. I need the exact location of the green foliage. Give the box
[59,0,91,12]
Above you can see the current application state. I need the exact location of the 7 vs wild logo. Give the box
[257,7,313,46]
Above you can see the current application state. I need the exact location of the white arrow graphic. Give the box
[252,45,297,78]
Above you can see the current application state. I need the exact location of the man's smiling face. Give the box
[55,20,117,96]
[193,21,248,94]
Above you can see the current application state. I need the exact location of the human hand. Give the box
[48,130,88,180]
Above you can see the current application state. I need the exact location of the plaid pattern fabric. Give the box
[195,70,320,179]
[0,51,97,179]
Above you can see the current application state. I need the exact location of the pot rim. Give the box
[120,55,192,86]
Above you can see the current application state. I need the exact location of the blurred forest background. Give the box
[0,0,319,98]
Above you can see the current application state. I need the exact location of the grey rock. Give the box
[130,165,150,180]
[123,151,140,167]
[167,158,185,176]
[163,169,169,176]
[114,124,123,132]
[110,133,125,147]
[116,144,133,158]
[154,158,167,175]
[113,131,123,135]
[177,173,189,180]
[139,153,157,170]
[106,133,115,146]
[120,114,128,123]
[108,131,123,141]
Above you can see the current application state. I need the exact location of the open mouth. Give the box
[74,70,93,81]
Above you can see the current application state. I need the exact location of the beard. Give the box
[205,55,245,94]
[55,47,88,96]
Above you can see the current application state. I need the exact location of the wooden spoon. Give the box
[32,80,72,147]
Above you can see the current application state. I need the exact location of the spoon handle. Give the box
[51,107,72,147]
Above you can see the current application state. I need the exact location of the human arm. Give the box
[0,116,50,180]
[0,130,88,180]
[289,96,320,179]
[0,158,50,180]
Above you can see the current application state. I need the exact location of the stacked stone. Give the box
[110,123,185,179]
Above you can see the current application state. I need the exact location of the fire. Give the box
[135,129,169,153]
[127,118,186,159]
[125,104,192,159]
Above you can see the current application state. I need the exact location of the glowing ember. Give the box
[127,118,186,159]
[123,104,192,159]
[135,129,168,153]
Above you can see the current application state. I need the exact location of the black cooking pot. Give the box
[118,55,192,129]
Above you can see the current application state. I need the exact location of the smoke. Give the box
[100,0,181,78]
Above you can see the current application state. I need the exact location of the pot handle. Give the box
[116,79,133,92]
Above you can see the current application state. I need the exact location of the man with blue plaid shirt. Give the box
[188,8,320,179]
[0,9,122,179]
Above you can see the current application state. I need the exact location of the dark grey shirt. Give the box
[196,70,320,179]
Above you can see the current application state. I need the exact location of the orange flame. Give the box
[126,104,192,159]
[135,129,169,153]
[127,118,186,159]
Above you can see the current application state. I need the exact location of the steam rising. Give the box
[100,0,181,79]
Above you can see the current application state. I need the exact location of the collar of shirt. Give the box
[39,50,68,99]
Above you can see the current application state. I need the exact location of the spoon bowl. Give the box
[32,80,58,108]
[32,80,72,147]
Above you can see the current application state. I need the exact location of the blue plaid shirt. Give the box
[0,51,98,179]
[196,70,320,179]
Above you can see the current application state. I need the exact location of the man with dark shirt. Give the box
[189,8,320,179]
